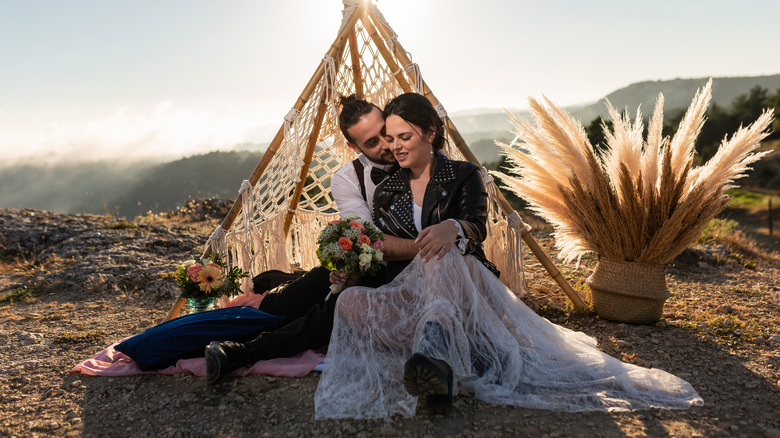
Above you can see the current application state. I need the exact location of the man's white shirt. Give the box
[330,154,390,224]
[331,154,467,253]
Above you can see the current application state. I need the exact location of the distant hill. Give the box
[570,74,780,123]
[3,74,778,217]
[0,151,262,218]
[0,161,151,214]
[450,73,780,164]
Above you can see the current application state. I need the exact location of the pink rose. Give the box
[349,220,365,233]
[329,220,342,225]
[338,236,353,251]
[359,235,371,245]
[371,239,383,251]
[187,264,203,282]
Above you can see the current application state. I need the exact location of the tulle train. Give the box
[314,250,703,419]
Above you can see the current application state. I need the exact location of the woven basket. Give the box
[586,257,670,324]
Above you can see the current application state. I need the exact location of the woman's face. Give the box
[384,114,433,171]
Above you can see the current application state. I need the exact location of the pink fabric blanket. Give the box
[72,342,325,378]
[72,292,325,378]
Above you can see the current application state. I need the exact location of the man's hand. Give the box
[329,269,359,287]
[416,221,459,261]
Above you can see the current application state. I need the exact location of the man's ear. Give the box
[347,142,360,153]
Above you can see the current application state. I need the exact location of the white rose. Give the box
[359,253,372,268]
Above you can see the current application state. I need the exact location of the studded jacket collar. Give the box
[372,153,500,277]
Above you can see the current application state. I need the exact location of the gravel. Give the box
[1,206,779,437]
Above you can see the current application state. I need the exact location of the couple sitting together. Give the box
[204,92,703,419]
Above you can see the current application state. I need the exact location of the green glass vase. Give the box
[187,297,216,313]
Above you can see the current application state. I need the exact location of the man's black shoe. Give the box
[205,341,246,385]
[402,353,453,414]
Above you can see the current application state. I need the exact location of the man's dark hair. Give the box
[383,92,446,151]
[338,94,381,144]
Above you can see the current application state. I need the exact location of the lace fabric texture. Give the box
[314,250,703,419]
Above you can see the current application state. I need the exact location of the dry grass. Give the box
[495,80,774,264]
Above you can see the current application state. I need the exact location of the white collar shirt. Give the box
[330,154,392,226]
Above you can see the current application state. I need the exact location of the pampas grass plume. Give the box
[494,79,774,265]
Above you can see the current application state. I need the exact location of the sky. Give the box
[1,0,779,165]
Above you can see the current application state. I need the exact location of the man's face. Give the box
[345,107,395,165]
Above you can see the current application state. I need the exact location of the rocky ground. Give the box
[1,199,779,438]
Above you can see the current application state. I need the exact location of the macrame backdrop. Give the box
[163,0,586,320]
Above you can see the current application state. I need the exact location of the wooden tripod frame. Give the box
[163,3,586,322]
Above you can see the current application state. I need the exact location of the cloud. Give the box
[0,102,279,166]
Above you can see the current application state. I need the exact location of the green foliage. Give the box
[584,85,780,188]
[105,220,138,230]
[582,118,612,158]
[483,155,527,211]
[54,330,106,344]
[725,188,771,209]
[586,86,779,162]
[0,285,50,303]
[661,85,779,163]
[315,216,384,276]
[697,218,739,244]
[172,253,248,299]
[705,314,762,345]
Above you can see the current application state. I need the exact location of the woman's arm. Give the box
[417,164,488,260]
[451,165,489,245]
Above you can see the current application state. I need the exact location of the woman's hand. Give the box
[329,269,359,287]
[416,221,459,261]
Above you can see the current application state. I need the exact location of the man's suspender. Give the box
[352,158,368,202]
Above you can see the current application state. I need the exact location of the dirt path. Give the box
[1,207,779,437]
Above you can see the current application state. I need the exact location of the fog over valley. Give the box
[2,74,779,218]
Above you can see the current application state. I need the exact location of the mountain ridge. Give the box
[2,73,778,217]
[450,74,780,140]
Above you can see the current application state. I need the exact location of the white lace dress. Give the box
[314,250,703,419]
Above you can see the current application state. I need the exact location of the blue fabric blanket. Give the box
[115,306,286,371]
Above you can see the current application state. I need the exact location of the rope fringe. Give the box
[207,7,531,301]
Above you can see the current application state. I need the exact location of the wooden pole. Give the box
[210,8,362,240]
[163,298,186,322]
[283,94,330,235]
[358,10,412,94]
[348,29,364,99]
[769,198,773,237]
[163,6,363,322]
[365,8,588,313]
[283,21,348,237]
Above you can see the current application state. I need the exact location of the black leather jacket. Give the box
[372,152,500,278]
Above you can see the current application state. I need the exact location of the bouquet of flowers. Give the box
[316,215,384,295]
[174,253,248,300]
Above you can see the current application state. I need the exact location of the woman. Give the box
[314,93,702,419]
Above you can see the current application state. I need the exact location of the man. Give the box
[205,96,417,384]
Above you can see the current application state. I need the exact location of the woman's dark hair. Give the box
[338,94,381,144]
[382,92,446,151]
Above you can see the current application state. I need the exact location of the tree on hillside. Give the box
[584,85,779,165]
[583,118,612,158]
[768,87,780,134]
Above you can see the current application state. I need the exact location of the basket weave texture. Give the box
[586,257,670,324]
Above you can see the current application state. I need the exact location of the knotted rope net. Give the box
[207,1,527,295]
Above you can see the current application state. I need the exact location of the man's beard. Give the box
[375,151,396,165]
